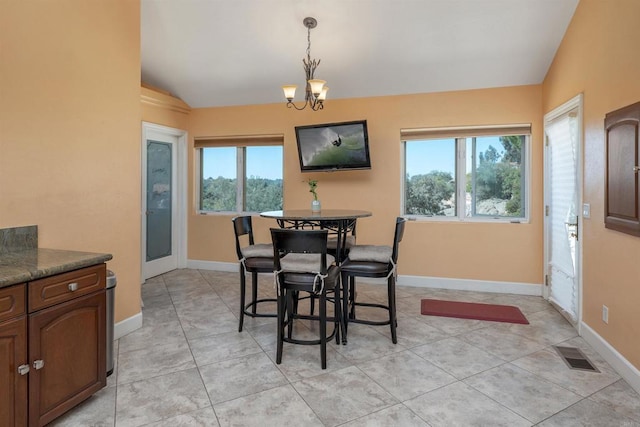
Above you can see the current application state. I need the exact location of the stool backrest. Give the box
[232,216,255,259]
[270,228,330,273]
[391,217,408,263]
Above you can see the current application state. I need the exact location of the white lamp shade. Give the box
[282,85,297,100]
[318,86,329,101]
[308,79,326,96]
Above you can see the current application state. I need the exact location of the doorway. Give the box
[543,94,583,326]
[141,122,187,280]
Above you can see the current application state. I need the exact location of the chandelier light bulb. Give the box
[318,86,329,101]
[282,85,297,100]
[308,79,326,97]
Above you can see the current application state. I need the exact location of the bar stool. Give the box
[340,217,407,343]
[232,216,277,332]
[271,228,342,369]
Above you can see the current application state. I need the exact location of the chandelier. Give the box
[282,17,328,111]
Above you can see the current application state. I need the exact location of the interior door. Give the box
[544,95,582,324]
[143,127,179,279]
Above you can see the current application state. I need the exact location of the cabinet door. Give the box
[0,316,28,427]
[605,101,640,236]
[28,291,106,427]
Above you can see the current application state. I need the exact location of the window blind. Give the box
[194,134,284,148]
[401,124,531,141]
[546,112,578,322]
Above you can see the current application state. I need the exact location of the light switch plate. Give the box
[582,203,591,218]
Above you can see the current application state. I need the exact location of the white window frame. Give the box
[195,135,284,215]
[401,125,531,223]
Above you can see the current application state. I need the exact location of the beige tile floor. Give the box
[51,269,640,426]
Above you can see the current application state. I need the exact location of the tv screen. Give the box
[295,120,371,172]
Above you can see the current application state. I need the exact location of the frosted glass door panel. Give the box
[146,140,172,262]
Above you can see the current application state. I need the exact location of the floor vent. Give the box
[554,346,599,372]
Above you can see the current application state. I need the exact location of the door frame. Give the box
[141,122,188,281]
[543,93,584,329]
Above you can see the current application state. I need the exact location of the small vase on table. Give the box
[308,179,321,212]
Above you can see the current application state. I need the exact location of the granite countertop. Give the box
[0,248,113,288]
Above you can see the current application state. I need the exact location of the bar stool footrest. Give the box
[243,298,278,318]
[283,313,341,344]
[349,301,391,325]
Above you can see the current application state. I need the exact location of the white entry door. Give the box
[142,123,187,280]
[543,94,583,324]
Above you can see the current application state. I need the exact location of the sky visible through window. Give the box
[202,137,503,180]
[202,146,283,180]
[405,136,503,177]
[406,139,455,177]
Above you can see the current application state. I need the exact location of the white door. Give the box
[142,123,187,280]
[543,94,582,325]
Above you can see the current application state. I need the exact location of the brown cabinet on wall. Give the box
[605,101,640,237]
[0,264,106,427]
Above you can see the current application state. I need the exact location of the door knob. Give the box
[33,360,45,370]
[18,364,30,375]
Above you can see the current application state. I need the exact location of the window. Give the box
[195,136,283,213]
[402,125,530,221]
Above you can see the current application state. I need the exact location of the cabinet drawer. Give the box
[28,264,106,313]
[0,284,26,322]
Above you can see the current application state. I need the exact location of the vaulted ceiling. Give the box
[141,0,579,108]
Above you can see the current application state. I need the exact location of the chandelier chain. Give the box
[307,25,311,63]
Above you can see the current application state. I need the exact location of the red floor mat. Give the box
[421,299,529,324]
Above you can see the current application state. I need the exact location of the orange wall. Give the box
[543,0,640,368]
[0,0,142,323]
[188,85,544,285]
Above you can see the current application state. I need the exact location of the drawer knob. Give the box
[18,364,30,375]
[33,360,45,370]
[68,282,79,292]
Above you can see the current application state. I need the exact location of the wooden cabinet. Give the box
[0,285,28,427]
[605,101,640,237]
[0,264,106,427]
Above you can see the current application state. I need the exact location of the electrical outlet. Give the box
[602,305,609,324]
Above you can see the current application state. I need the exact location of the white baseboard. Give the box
[187,259,237,272]
[187,259,542,296]
[114,311,143,340]
[580,322,640,395]
[398,274,543,296]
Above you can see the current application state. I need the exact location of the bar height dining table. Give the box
[260,209,372,344]
[260,209,372,263]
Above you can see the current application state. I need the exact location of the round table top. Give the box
[260,209,372,221]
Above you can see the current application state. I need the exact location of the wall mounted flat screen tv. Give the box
[295,120,371,172]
